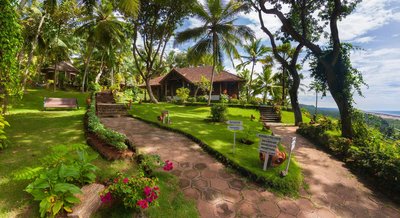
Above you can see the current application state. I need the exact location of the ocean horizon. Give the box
[370,111,400,117]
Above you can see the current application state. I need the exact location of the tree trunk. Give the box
[281,67,285,106]
[194,86,199,99]
[95,55,104,83]
[82,46,94,92]
[145,78,158,103]
[248,61,256,101]
[288,68,303,126]
[22,14,46,91]
[110,67,114,86]
[208,65,215,105]
[315,91,318,116]
[325,66,353,138]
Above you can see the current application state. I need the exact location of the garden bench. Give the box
[43,97,79,110]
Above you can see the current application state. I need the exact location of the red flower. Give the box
[137,199,149,209]
[144,186,152,196]
[100,192,112,203]
[123,178,129,184]
[163,160,173,171]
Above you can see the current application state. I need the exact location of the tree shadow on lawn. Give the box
[0,112,86,217]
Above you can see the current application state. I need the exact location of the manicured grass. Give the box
[281,110,311,124]
[0,89,198,217]
[131,103,303,196]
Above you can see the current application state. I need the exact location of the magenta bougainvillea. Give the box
[163,160,173,171]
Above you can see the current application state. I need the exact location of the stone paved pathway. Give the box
[101,117,400,217]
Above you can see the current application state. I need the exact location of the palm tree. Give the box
[309,81,323,118]
[237,39,271,101]
[253,66,280,104]
[76,2,125,92]
[175,0,254,105]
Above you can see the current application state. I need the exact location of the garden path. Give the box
[271,125,400,218]
[101,117,400,217]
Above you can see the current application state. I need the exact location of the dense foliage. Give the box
[0,113,10,149]
[87,94,128,150]
[175,87,190,104]
[0,0,22,110]
[297,112,400,197]
[14,144,98,217]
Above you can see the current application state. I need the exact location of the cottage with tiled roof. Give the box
[141,66,245,101]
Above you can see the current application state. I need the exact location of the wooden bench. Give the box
[43,97,79,110]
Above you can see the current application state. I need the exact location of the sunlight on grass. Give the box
[131,103,303,195]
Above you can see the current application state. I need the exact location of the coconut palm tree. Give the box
[253,66,280,104]
[76,2,125,92]
[175,0,254,105]
[237,39,271,101]
[309,81,323,118]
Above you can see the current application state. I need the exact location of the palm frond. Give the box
[117,0,140,18]
[175,26,209,45]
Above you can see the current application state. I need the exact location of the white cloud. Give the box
[352,36,376,43]
[338,0,400,41]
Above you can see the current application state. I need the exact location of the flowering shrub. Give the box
[100,174,159,209]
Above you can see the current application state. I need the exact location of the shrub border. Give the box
[131,114,300,196]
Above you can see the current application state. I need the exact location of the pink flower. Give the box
[123,178,129,184]
[137,199,149,209]
[144,186,152,196]
[113,178,119,183]
[163,160,173,171]
[100,192,112,203]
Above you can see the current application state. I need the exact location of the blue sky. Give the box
[172,0,400,110]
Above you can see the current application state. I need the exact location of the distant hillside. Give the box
[300,104,340,118]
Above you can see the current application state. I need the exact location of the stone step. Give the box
[96,103,127,117]
[67,183,105,218]
[96,92,115,104]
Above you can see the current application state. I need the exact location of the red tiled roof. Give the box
[143,66,243,87]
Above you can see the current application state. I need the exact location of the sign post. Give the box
[257,134,281,170]
[227,120,243,154]
[281,137,296,177]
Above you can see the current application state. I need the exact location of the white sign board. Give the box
[227,120,243,126]
[228,126,244,131]
[257,134,281,170]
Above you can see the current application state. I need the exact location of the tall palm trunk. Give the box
[23,14,46,91]
[95,54,104,83]
[281,67,286,106]
[315,90,318,116]
[208,33,218,106]
[288,67,303,126]
[82,46,94,92]
[247,60,256,101]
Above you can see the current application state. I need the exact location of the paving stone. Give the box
[242,189,262,203]
[228,178,245,191]
[277,212,296,218]
[183,169,200,179]
[183,188,200,200]
[260,191,275,200]
[257,200,280,217]
[194,162,208,170]
[218,169,234,180]
[171,169,182,177]
[201,169,217,179]
[316,208,336,218]
[238,201,259,217]
[202,188,222,204]
[197,200,215,218]
[179,178,191,189]
[215,200,235,218]
[210,178,230,191]
[297,210,318,218]
[222,188,243,203]
[277,199,300,216]
[294,198,314,212]
[192,178,209,190]
[179,162,191,168]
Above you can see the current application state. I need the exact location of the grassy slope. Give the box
[0,89,197,218]
[281,110,311,124]
[131,103,303,195]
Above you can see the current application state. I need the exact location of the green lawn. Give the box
[0,89,197,218]
[281,110,311,124]
[131,103,303,196]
